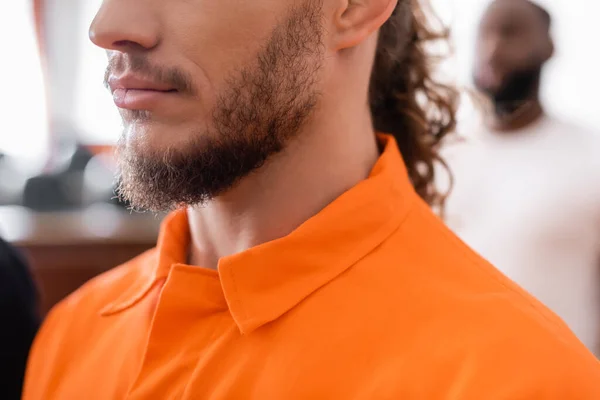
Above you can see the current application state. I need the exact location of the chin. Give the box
[122,119,207,155]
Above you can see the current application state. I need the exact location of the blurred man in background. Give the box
[441,0,600,356]
[24,0,600,398]
[0,237,39,399]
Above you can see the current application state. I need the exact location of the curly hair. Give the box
[370,0,458,208]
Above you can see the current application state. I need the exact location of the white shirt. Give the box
[439,116,600,356]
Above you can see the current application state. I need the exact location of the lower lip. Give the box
[112,88,178,110]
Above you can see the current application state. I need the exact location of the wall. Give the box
[0,2,48,164]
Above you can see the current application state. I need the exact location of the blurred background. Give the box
[1,0,598,314]
[0,0,163,315]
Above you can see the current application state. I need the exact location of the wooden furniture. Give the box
[0,205,162,315]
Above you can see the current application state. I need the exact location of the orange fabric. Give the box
[25,135,600,399]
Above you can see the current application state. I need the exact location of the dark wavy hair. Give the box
[370,0,458,208]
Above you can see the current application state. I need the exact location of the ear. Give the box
[544,37,555,62]
[331,0,398,50]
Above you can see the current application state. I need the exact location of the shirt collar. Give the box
[99,209,191,316]
[101,134,416,333]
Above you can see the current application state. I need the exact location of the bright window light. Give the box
[0,2,48,164]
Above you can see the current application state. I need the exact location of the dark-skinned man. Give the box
[441,0,600,357]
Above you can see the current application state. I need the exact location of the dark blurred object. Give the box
[22,145,94,211]
[0,236,40,400]
[69,145,94,171]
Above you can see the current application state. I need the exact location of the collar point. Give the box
[232,315,263,335]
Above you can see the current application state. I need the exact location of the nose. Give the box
[89,0,160,51]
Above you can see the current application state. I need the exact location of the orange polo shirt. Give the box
[25,135,600,399]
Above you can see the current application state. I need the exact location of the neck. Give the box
[488,97,545,132]
[187,104,379,270]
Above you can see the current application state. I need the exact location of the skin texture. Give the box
[90,0,397,268]
[473,0,553,130]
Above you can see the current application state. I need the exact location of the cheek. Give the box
[121,0,300,151]
[167,0,288,93]
[507,42,540,68]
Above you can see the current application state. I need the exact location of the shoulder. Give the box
[387,199,583,336]
[58,247,157,316]
[546,118,600,149]
[34,247,157,342]
[344,200,600,392]
[549,118,600,185]
[25,248,159,388]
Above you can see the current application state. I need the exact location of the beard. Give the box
[116,0,324,212]
[476,66,542,114]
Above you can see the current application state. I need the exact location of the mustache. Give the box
[104,54,196,95]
